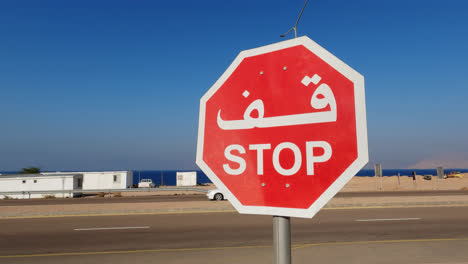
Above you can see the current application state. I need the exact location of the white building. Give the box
[41,171,133,190]
[176,171,197,186]
[81,171,133,190]
[0,173,83,199]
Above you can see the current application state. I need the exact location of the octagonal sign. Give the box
[197,36,368,218]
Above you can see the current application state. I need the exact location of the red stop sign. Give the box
[197,37,368,218]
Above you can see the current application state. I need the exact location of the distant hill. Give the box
[409,153,468,169]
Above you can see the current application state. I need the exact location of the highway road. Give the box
[1,206,468,263]
[1,190,467,206]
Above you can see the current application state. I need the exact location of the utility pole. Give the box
[161,170,164,186]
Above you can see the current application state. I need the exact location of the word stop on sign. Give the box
[223,141,332,176]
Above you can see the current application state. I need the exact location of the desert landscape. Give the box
[341,173,468,192]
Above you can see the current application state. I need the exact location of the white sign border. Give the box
[196,36,368,218]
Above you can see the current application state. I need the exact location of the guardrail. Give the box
[0,187,209,196]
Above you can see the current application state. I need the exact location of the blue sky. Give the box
[1,0,467,171]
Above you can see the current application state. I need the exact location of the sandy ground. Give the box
[341,173,468,192]
[2,194,468,218]
[120,173,468,197]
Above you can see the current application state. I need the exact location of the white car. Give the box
[207,189,227,201]
[138,179,155,188]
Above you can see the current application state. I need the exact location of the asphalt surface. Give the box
[1,190,467,206]
[1,206,468,263]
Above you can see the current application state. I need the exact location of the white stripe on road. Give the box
[356,218,421,222]
[74,226,150,231]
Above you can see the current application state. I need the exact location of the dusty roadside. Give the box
[2,174,468,218]
[2,193,468,218]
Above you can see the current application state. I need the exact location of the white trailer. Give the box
[81,171,133,190]
[0,173,83,199]
[42,171,133,190]
[176,171,197,186]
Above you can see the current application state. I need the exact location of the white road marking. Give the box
[74,226,150,231]
[355,218,421,222]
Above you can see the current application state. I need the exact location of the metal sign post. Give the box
[437,167,444,179]
[273,216,291,264]
[375,164,383,190]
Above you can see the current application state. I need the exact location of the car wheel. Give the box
[214,193,224,201]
